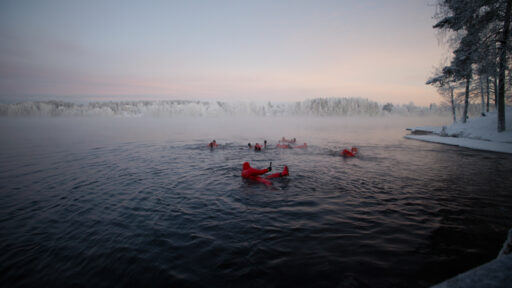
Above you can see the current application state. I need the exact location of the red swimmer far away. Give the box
[241,162,289,186]
[248,140,267,151]
[279,137,296,144]
[341,147,358,157]
[276,137,307,149]
[208,140,219,149]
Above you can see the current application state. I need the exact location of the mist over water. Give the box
[1,115,511,287]
[0,115,450,150]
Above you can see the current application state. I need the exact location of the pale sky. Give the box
[0,0,446,105]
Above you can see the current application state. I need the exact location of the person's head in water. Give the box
[264,140,267,148]
[248,143,252,148]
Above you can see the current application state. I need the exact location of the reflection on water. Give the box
[1,116,511,287]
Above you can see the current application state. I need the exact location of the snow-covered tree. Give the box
[497,0,512,131]
[432,0,512,131]
[382,103,394,113]
[427,66,459,123]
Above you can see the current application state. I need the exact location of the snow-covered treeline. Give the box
[0,98,485,117]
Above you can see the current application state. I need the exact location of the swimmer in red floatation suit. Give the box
[279,137,296,144]
[276,143,292,149]
[208,140,218,149]
[341,147,358,157]
[241,162,289,186]
[254,143,262,151]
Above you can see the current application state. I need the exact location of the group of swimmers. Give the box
[208,138,358,187]
[246,137,308,150]
[275,137,308,149]
[211,137,308,151]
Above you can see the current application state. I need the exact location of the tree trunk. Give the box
[495,76,499,108]
[451,86,457,123]
[463,77,470,123]
[486,76,490,112]
[480,76,486,116]
[498,0,512,132]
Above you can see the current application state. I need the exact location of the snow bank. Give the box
[406,109,512,154]
[405,135,512,154]
[431,253,512,288]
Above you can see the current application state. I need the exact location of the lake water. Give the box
[1,116,511,287]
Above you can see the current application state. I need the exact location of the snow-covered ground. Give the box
[406,109,512,154]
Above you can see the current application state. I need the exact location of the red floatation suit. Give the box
[241,162,289,186]
[279,137,296,144]
[295,143,307,149]
[276,143,291,149]
[341,147,358,157]
[254,143,262,151]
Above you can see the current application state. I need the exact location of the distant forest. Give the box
[0,98,489,117]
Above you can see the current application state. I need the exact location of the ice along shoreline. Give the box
[405,110,512,154]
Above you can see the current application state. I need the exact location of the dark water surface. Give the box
[1,116,511,287]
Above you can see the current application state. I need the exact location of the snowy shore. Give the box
[405,109,512,154]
